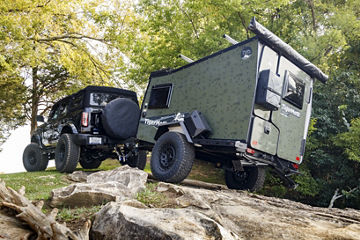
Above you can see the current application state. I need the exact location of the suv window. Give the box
[58,102,68,116]
[283,71,305,109]
[48,105,59,121]
[89,92,120,106]
[70,93,83,110]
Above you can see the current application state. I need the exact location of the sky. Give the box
[0,125,54,174]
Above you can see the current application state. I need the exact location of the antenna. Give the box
[179,54,194,63]
[223,34,239,45]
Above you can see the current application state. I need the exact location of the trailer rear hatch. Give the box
[251,44,313,164]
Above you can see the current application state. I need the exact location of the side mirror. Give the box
[36,115,45,122]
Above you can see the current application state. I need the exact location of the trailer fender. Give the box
[150,110,211,144]
[155,123,193,143]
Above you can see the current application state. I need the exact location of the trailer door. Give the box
[252,45,313,164]
[271,57,313,163]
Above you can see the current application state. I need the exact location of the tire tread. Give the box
[151,132,195,183]
[23,143,49,172]
[55,134,80,173]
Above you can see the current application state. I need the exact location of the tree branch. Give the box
[28,34,109,44]
[179,8,199,39]
[237,12,249,39]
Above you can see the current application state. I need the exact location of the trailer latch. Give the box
[264,123,271,134]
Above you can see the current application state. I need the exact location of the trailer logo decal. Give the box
[144,118,162,126]
[143,113,186,127]
[280,104,300,118]
[241,47,252,60]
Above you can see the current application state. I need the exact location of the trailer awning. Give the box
[248,18,328,83]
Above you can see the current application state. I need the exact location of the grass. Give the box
[56,205,104,222]
[188,159,225,185]
[136,183,169,207]
[0,170,69,200]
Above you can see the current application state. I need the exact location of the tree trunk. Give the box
[328,188,342,208]
[307,0,317,32]
[30,67,39,135]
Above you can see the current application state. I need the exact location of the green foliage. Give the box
[0,0,138,136]
[293,167,319,197]
[335,118,360,162]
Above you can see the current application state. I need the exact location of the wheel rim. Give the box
[233,170,249,184]
[28,151,37,165]
[159,144,176,170]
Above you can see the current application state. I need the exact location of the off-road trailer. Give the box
[136,18,328,191]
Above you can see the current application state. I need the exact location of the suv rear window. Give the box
[283,71,305,109]
[90,92,120,106]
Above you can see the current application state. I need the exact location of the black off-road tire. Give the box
[127,150,147,170]
[151,132,195,183]
[79,157,102,169]
[23,143,49,172]
[55,134,80,173]
[225,166,266,192]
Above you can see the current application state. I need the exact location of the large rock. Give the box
[91,182,360,240]
[50,165,148,207]
[66,171,92,182]
[90,200,238,240]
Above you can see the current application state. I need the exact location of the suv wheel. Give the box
[151,132,195,183]
[23,143,49,172]
[126,150,147,170]
[79,156,102,169]
[55,134,80,173]
[225,166,265,192]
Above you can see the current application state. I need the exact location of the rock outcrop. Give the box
[50,165,148,207]
[2,166,360,239]
[91,182,360,240]
[91,200,237,240]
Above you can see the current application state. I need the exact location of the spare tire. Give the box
[101,98,140,139]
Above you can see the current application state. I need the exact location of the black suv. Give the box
[23,86,146,173]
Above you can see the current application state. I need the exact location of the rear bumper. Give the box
[72,134,122,146]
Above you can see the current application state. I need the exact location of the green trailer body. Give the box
[136,18,327,190]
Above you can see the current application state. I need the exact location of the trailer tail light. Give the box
[81,112,89,127]
[296,156,300,161]
[292,163,299,169]
[246,148,255,155]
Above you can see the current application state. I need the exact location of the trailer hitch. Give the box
[243,153,299,189]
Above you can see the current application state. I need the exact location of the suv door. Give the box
[42,100,69,147]
[42,104,60,147]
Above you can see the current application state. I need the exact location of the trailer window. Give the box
[148,84,172,109]
[283,71,305,109]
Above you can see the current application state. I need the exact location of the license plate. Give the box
[89,137,102,145]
